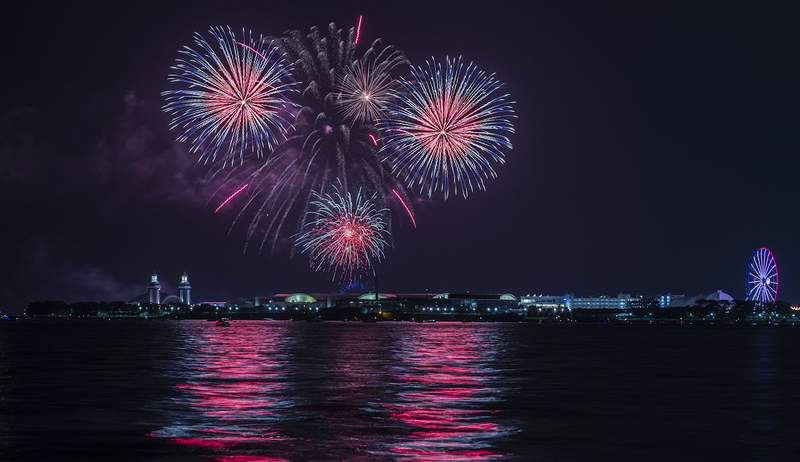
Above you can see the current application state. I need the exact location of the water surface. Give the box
[1,321,798,460]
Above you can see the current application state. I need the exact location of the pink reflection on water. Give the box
[149,321,293,459]
[386,324,509,460]
[217,456,288,462]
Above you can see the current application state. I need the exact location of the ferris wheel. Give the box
[746,247,779,304]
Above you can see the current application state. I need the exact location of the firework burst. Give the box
[336,56,403,124]
[163,26,296,166]
[379,56,515,199]
[295,183,390,281]
[223,23,411,252]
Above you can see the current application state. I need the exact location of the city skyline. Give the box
[42,260,773,309]
[2,2,799,312]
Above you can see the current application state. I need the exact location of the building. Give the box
[683,290,735,307]
[251,291,525,319]
[658,293,688,308]
[706,290,734,302]
[521,293,638,310]
[564,293,634,310]
[259,293,325,315]
[519,292,703,310]
[519,294,565,309]
[417,293,522,315]
[256,293,333,309]
[147,273,161,304]
[178,272,192,305]
[133,272,194,306]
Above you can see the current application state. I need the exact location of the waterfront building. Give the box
[564,293,634,310]
[519,294,565,309]
[178,272,191,305]
[132,272,195,307]
[521,293,641,310]
[259,293,325,313]
[683,290,735,307]
[411,293,522,315]
[658,293,688,308]
[706,290,734,302]
[147,273,161,304]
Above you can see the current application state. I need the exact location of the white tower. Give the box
[178,272,192,305]
[148,273,161,304]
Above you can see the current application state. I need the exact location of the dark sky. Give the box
[2,1,799,312]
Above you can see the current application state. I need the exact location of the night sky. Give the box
[2,2,799,312]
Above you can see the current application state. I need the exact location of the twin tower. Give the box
[147,272,192,305]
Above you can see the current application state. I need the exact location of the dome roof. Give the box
[161,295,181,305]
[357,293,396,300]
[706,290,734,302]
[284,293,318,304]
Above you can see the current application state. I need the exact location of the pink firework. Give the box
[379,56,515,199]
[295,183,389,281]
[163,26,296,166]
[355,15,364,45]
[392,189,417,228]
[214,183,249,213]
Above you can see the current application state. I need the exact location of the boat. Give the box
[215,317,231,327]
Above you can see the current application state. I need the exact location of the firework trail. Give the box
[295,183,390,281]
[163,26,296,166]
[214,183,250,213]
[392,189,417,228]
[355,15,364,45]
[224,23,411,253]
[379,56,515,199]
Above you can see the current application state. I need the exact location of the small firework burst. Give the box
[162,26,296,165]
[295,183,389,281]
[379,56,515,199]
[336,57,401,124]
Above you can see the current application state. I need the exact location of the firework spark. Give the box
[214,183,250,213]
[355,15,364,45]
[379,56,515,199]
[295,183,390,281]
[336,57,401,124]
[163,26,296,165]
[392,189,417,228]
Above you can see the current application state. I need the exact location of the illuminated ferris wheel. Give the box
[746,247,779,304]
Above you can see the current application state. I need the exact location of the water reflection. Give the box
[6,321,800,460]
[746,328,781,446]
[382,324,513,460]
[314,325,396,452]
[148,321,514,460]
[149,321,293,461]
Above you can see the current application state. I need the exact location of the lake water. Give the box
[1,321,798,460]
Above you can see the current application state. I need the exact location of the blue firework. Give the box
[162,26,296,166]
